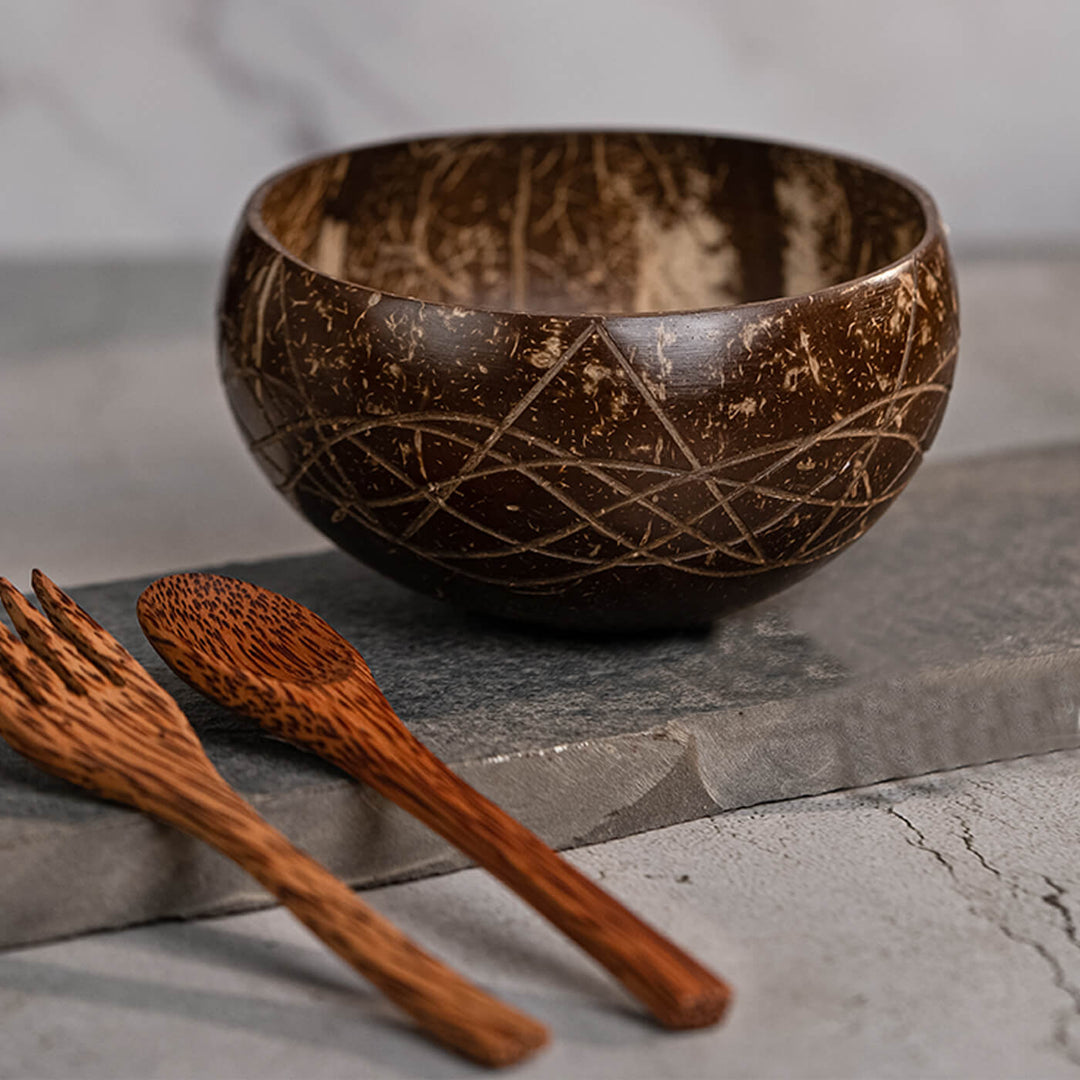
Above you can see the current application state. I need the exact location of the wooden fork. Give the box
[0,572,547,1068]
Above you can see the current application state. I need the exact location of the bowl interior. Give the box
[257,132,926,317]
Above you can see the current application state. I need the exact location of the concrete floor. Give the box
[1,254,1079,1078]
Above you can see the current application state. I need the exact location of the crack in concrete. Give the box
[991,915,1080,1068]
[959,817,1002,877]
[883,800,1080,1069]
[884,804,959,882]
[1043,877,1080,953]
[706,814,784,857]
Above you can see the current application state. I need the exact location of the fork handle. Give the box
[157,787,547,1067]
[335,710,732,1029]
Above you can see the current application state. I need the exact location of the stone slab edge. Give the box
[3,644,1077,949]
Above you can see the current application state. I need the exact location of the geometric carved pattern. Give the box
[219,132,960,626]
[236,320,953,592]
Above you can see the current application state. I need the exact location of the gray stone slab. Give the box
[0,257,214,356]
[2,443,1079,949]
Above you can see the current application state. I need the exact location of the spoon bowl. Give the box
[138,571,733,1029]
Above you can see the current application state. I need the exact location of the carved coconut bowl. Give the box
[219,131,958,631]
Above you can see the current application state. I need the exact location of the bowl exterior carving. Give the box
[219,133,958,630]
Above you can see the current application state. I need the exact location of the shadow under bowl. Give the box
[218,129,959,631]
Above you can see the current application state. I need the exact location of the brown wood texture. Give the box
[220,131,959,631]
[137,572,734,1029]
[0,572,548,1068]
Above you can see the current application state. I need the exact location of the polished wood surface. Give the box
[222,132,958,630]
[0,571,547,1068]
[138,571,733,1029]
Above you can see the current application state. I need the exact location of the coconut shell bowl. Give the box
[219,131,958,631]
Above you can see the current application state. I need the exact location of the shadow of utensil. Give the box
[120,918,359,996]
[349,877,637,1021]
[0,954,497,1077]
[121,881,638,1024]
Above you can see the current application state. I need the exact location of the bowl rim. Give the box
[241,126,946,323]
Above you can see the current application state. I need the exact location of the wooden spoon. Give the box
[0,572,547,1068]
[137,572,733,1029]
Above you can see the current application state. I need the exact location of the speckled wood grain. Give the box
[219,131,958,630]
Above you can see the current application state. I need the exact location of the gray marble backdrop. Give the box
[1,0,1077,256]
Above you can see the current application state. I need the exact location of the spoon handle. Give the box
[333,700,732,1029]
[149,783,548,1067]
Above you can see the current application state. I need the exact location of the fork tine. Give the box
[31,570,128,686]
[0,654,43,765]
[0,625,29,709]
[0,619,62,705]
[0,578,99,694]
